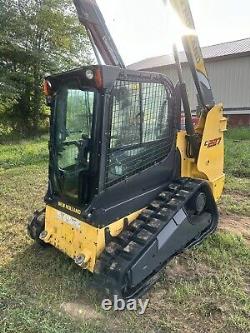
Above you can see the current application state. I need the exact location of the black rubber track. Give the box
[94,178,218,299]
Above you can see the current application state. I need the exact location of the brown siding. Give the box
[227,114,250,127]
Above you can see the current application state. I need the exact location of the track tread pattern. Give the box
[95,178,218,299]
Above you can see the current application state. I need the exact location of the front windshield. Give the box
[53,84,95,202]
[55,87,94,171]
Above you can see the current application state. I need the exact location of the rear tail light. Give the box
[43,80,52,96]
[94,68,103,89]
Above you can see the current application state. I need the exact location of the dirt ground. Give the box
[219,213,250,244]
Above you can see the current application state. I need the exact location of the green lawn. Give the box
[221,128,250,216]
[0,128,249,333]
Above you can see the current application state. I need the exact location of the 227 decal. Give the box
[204,137,222,148]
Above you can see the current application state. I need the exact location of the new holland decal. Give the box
[58,201,81,215]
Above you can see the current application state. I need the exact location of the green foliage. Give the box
[0,0,93,137]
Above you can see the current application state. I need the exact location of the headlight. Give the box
[85,69,94,80]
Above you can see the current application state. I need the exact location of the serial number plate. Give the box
[57,211,81,230]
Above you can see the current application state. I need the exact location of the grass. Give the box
[0,136,48,171]
[0,127,249,333]
[220,128,250,216]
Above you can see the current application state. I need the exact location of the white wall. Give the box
[145,55,250,111]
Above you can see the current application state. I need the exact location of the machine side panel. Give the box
[176,104,227,200]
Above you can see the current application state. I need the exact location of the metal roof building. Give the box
[129,38,250,126]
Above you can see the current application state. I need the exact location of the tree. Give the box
[0,0,93,136]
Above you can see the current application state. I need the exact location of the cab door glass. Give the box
[56,88,94,171]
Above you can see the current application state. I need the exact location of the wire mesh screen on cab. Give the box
[105,80,173,188]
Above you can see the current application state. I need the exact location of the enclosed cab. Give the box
[45,66,180,225]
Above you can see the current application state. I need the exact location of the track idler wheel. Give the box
[27,208,47,246]
[188,192,207,214]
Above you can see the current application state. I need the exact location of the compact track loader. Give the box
[28,0,227,298]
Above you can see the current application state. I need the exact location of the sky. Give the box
[96,0,250,65]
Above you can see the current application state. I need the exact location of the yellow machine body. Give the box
[177,104,227,201]
[43,206,142,272]
[42,104,227,273]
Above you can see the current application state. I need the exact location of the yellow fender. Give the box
[177,104,227,201]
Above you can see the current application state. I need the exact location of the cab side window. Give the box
[106,80,171,187]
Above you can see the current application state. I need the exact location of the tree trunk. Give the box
[31,62,42,135]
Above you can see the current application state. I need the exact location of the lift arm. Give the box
[73,0,125,68]
[170,0,215,110]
